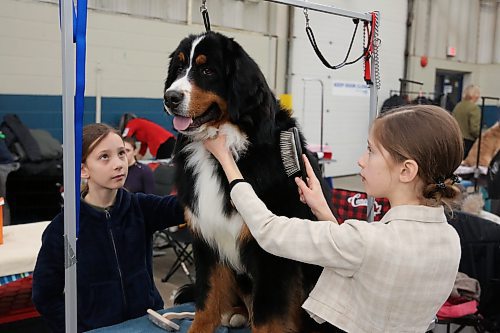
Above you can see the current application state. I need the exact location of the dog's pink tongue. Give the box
[173,116,193,131]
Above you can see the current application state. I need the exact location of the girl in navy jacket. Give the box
[32,123,184,332]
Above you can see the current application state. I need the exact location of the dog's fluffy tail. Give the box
[172,283,196,305]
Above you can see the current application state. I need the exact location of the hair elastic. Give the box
[435,174,460,189]
[435,178,446,189]
[449,174,460,185]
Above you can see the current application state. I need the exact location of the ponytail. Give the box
[422,176,462,210]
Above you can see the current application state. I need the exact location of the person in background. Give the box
[123,136,155,194]
[119,113,176,159]
[452,84,481,158]
[32,123,184,333]
[204,105,462,333]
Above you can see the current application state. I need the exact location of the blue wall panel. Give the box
[2,93,498,144]
[0,94,176,143]
[483,105,500,129]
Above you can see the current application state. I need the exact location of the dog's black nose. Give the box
[164,91,184,110]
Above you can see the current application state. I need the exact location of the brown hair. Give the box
[123,136,137,150]
[372,105,464,208]
[81,123,121,193]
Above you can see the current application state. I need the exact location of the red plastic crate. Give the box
[0,275,40,324]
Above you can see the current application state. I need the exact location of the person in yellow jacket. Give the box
[452,84,481,157]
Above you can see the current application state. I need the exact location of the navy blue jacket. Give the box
[32,189,184,332]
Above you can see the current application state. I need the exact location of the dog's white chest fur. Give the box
[184,125,249,273]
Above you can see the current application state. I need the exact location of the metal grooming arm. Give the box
[264,0,371,20]
[264,0,380,221]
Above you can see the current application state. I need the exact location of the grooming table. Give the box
[0,221,49,323]
[89,303,250,333]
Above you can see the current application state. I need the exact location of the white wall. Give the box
[0,0,279,98]
[0,0,409,177]
[288,0,407,176]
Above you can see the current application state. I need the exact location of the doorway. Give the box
[434,70,465,112]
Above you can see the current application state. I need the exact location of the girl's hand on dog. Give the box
[295,155,337,223]
[204,132,230,162]
[204,133,244,183]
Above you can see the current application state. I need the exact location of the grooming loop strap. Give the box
[304,7,378,86]
[200,0,211,32]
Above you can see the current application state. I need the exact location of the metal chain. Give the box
[200,0,210,32]
[303,0,310,27]
[200,0,207,13]
[372,11,381,90]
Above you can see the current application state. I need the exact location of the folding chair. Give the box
[160,226,195,283]
[153,162,176,196]
[436,315,486,333]
[433,211,500,333]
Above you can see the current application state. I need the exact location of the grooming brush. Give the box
[147,309,195,331]
[280,127,308,183]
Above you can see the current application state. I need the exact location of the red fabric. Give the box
[332,188,390,223]
[147,162,160,172]
[123,119,174,157]
[437,298,479,320]
[0,276,40,324]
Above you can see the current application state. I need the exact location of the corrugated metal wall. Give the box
[40,0,272,33]
[405,0,500,101]
[410,0,500,64]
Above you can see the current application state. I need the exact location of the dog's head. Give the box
[163,32,276,143]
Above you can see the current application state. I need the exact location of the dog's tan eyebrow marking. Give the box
[178,52,186,63]
[195,54,207,65]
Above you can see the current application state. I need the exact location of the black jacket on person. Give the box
[32,188,184,332]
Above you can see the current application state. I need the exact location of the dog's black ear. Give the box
[225,38,276,144]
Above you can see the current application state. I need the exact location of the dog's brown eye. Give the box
[202,68,214,76]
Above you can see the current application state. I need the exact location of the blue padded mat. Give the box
[89,303,250,333]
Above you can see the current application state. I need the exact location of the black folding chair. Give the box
[160,226,195,283]
[433,211,500,333]
[153,162,176,196]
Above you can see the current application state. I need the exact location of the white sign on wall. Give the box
[332,80,370,97]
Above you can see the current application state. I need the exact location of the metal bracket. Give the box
[64,234,78,269]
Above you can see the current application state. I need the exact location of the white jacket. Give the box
[231,182,461,333]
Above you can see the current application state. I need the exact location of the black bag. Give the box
[487,150,500,199]
[0,136,16,164]
[0,114,42,162]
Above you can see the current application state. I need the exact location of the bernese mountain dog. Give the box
[163,31,335,333]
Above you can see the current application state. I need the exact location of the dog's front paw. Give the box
[220,306,249,328]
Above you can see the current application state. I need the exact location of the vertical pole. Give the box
[95,63,102,123]
[475,97,486,192]
[187,0,193,25]
[319,79,324,152]
[366,11,380,222]
[366,78,377,221]
[60,0,78,331]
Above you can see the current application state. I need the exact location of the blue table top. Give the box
[88,303,250,333]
